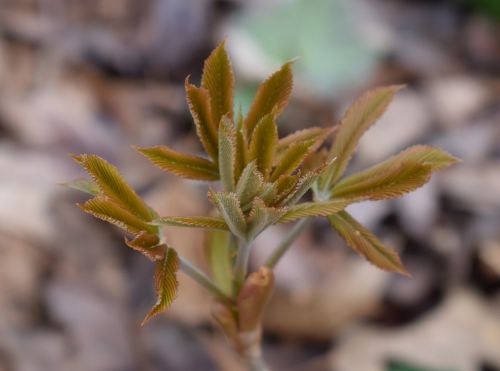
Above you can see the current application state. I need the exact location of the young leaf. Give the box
[218,116,237,191]
[208,190,247,240]
[154,216,228,230]
[271,139,316,181]
[61,179,100,196]
[278,199,349,223]
[246,198,286,241]
[328,211,409,275]
[277,127,332,153]
[185,80,218,160]
[321,85,404,189]
[281,166,326,206]
[142,248,180,325]
[207,230,233,296]
[201,41,234,124]
[244,62,293,137]
[135,145,219,181]
[331,161,432,201]
[249,114,278,178]
[125,232,166,261]
[79,197,155,234]
[236,162,265,206]
[73,154,153,221]
[272,174,299,205]
[234,128,249,181]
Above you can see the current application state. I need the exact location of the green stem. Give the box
[178,255,233,304]
[264,218,310,269]
[234,239,251,292]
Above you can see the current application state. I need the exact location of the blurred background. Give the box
[0,0,500,370]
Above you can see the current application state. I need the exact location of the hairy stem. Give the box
[178,255,233,303]
[264,218,310,269]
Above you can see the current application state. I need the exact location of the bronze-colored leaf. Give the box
[249,114,278,178]
[154,216,228,230]
[278,199,349,223]
[185,80,218,160]
[244,62,293,137]
[208,190,247,240]
[321,85,404,190]
[135,145,219,181]
[331,160,432,201]
[73,154,154,221]
[79,197,155,234]
[234,128,248,182]
[277,127,332,153]
[246,198,286,240]
[270,139,316,181]
[142,247,180,325]
[328,211,409,275]
[201,41,234,124]
[125,232,166,261]
[218,116,237,191]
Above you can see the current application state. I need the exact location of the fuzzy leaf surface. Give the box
[73,154,153,220]
[142,248,180,325]
[185,81,218,160]
[79,197,155,234]
[278,199,349,223]
[235,128,248,181]
[208,190,247,240]
[322,85,403,188]
[277,127,332,153]
[136,146,219,181]
[201,41,234,124]
[125,232,165,261]
[331,160,432,201]
[247,198,286,240]
[328,211,408,275]
[249,114,278,177]
[244,62,293,137]
[271,139,316,181]
[218,116,237,191]
[236,162,265,206]
[155,216,228,230]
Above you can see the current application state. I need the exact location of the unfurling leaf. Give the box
[244,62,293,137]
[271,139,316,181]
[142,248,180,325]
[207,230,233,296]
[201,41,235,124]
[273,174,299,205]
[79,197,155,234]
[249,114,278,178]
[185,81,218,160]
[154,216,228,230]
[281,166,326,206]
[61,179,100,196]
[328,211,409,275]
[236,162,265,206]
[136,145,219,181]
[218,116,237,191]
[208,190,247,240]
[72,154,154,221]
[125,232,165,261]
[246,198,286,240]
[331,160,432,201]
[321,85,404,190]
[278,199,349,223]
